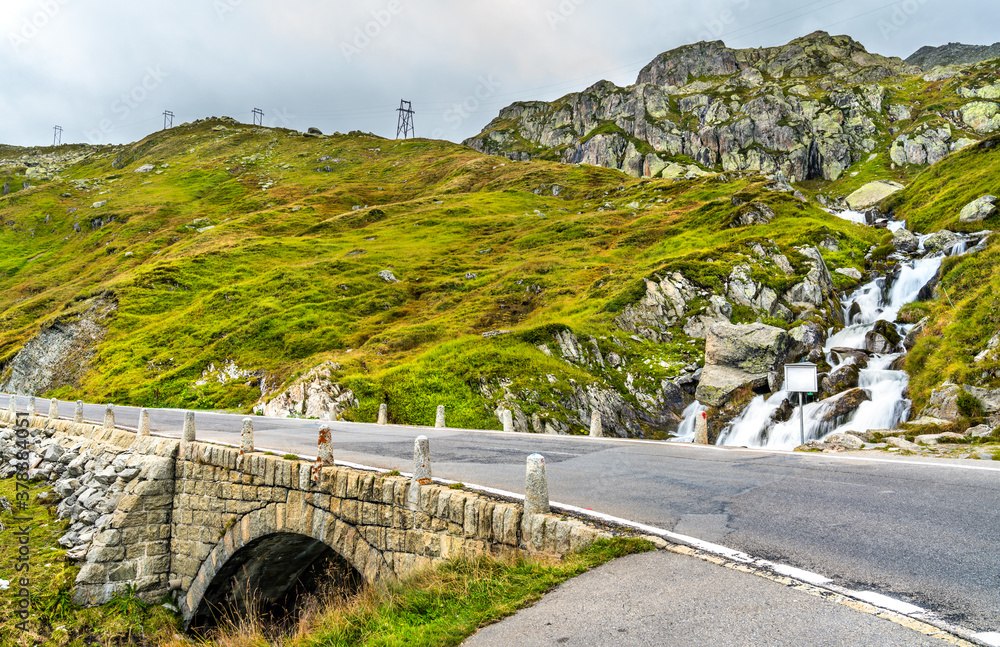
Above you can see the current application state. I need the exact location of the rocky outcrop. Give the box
[615,273,703,342]
[254,362,358,420]
[696,322,791,407]
[907,42,1000,69]
[0,296,116,395]
[923,230,964,254]
[463,33,996,182]
[920,382,1000,422]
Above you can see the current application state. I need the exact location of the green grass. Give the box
[0,477,180,646]
[196,537,654,647]
[0,119,885,437]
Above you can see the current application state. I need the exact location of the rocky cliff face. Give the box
[0,297,117,395]
[907,42,1000,69]
[465,32,999,182]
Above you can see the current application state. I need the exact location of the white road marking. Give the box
[848,591,926,615]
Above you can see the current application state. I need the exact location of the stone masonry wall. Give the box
[0,409,611,626]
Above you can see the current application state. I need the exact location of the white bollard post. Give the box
[413,435,431,483]
[103,404,115,430]
[435,405,446,428]
[74,400,83,423]
[524,454,550,521]
[27,397,35,417]
[589,410,603,437]
[377,403,388,425]
[48,399,58,420]
[312,426,334,483]
[240,418,254,455]
[182,411,196,442]
[138,408,150,436]
[502,409,514,433]
[694,411,709,445]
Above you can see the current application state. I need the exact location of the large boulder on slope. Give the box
[892,228,919,253]
[696,322,791,407]
[845,181,904,210]
[959,195,997,223]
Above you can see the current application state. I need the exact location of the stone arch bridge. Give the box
[0,410,607,627]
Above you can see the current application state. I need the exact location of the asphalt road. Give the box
[6,395,1000,634]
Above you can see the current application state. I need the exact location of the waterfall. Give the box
[672,401,708,442]
[716,251,947,450]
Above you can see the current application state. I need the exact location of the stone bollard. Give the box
[524,454,550,521]
[7,395,16,417]
[74,400,83,423]
[138,408,150,436]
[377,403,388,425]
[502,409,514,433]
[182,411,196,442]
[103,404,115,430]
[435,405,446,428]
[240,418,254,455]
[694,411,709,445]
[589,410,603,437]
[413,435,431,483]
[312,426,335,483]
[27,396,35,417]
[47,399,58,420]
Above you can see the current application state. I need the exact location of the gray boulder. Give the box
[845,181,904,210]
[959,195,997,223]
[923,230,963,254]
[892,228,919,253]
[865,320,903,354]
[823,433,864,450]
[695,322,791,407]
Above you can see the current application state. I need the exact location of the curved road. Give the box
[5,396,999,635]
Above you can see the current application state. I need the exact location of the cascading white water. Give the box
[672,401,708,442]
[713,254,946,450]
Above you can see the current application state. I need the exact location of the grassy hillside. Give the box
[1,118,883,433]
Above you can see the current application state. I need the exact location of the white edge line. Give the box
[974,632,1000,647]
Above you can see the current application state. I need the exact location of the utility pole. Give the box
[52,125,62,146]
[163,110,174,130]
[252,107,264,127]
[396,100,415,139]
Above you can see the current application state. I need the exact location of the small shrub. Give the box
[957,388,985,420]
[284,453,300,461]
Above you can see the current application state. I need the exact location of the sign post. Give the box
[784,363,818,446]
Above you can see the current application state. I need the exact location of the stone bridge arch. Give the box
[181,500,386,627]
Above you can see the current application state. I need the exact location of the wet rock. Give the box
[892,228,919,253]
[923,230,963,254]
[817,388,871,425]
[903,317,929,350]
[821,361,860,398]
[865,319,902,354]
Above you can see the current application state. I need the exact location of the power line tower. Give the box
[396,100,415,139]
[52,125,62,146]
[252,108,264,126]
[163,110,174,130]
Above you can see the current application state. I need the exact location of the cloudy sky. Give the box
[0,0,996,148]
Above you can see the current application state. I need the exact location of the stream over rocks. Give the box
[685,218,984,450]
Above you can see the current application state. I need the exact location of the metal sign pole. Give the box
[799,391,805,446]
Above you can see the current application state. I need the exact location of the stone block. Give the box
[108,561,138,582]
[340,499,359,525]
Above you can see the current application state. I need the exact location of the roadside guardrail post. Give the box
[435,405,446,428]
[103,404,115,430]
[182,411,196,442]
[524,454,550,525]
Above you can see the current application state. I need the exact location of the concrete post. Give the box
[502,409,514,433]
[435,405,446,428]
[240,418,254,455]
[694,411,709,445]
[47,399,58,420]
[413,435,431,483]
[524,453,550,520]
[7,395,14,417]
[182,411,196,442]
[74,400,83,423]
[589,410,603,437]
[377,403,388,425]
[27,397,35,417]
[103,404,115,430]
[312,426,334,483]
[138,408,150,436]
